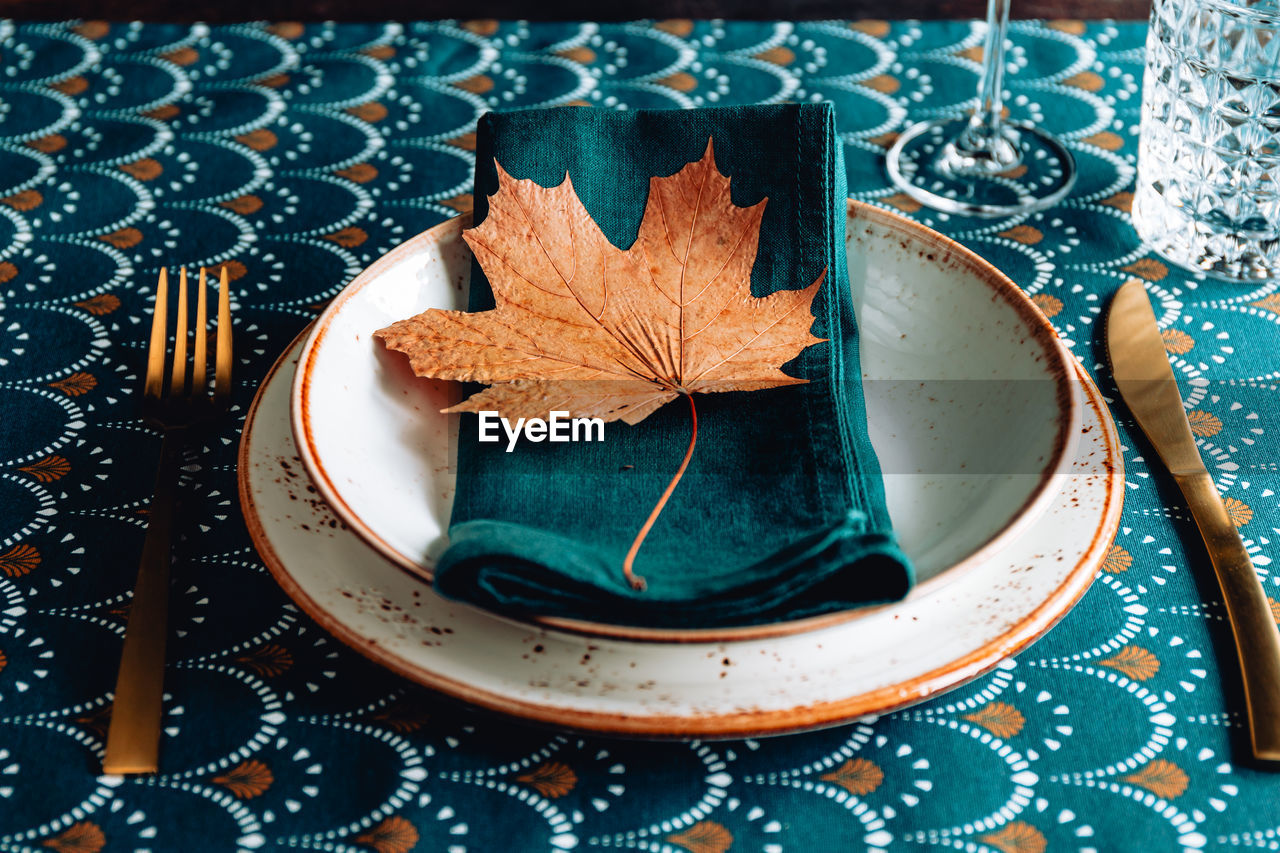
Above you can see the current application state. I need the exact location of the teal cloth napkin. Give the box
[432,104,912,628]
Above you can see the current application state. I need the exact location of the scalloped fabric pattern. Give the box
[1,18,1279,852]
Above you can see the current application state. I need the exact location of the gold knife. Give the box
[1107,279,1280,761]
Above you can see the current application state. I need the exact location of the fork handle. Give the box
[103,432,181,774]
[1176,471,1280,761]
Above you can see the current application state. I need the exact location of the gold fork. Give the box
[103,266,233,774]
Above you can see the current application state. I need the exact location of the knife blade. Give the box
[1107,278,1280,762]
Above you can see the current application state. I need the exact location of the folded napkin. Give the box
[432,104,912,628]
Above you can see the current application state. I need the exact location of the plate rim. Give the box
[243,331,1121,737]
[290,200,1081,642]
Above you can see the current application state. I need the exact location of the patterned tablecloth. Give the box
[2,16,1279,853]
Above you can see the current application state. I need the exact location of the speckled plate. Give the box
[239,331,1120,737]
[289,202,1083,640]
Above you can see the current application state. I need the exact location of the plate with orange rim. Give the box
[287,201,1086,641]
[234,200,1125,736]
[240,327,1119,737]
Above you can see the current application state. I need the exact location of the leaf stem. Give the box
[623,392,697,592]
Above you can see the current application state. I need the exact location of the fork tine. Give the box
[193,267,208,394]
[214,265,232,405]
[169,267,189,396]
[144,269,168,400]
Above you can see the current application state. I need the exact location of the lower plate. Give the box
[239,333,1121,738]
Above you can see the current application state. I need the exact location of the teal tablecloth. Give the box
[2,17,1279,851]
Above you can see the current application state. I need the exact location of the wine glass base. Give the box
[886,116,1077,218]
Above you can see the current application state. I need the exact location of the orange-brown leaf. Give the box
[75,293,120,315]
[73,21,109,39]
[99,227,143,248]
[1252,293,1280,315]
[1186,409,1222,436]
[336,163,379,183]
[27,134,67,153]
[1101,191,1133,211]
[819,757,884,795]
[455,75,494,93]
[659,72,698,92]
[356,816,419,853]
[19,455,70,482]
[655,19,694,36]
[222,260,248,281]
[142,103,180,120]
[860,74,899,93]
[850,20,890,36]
[235,643,293,677]
[325,226,368,247]
[41,822,105,853]
[162,47,198,66]
[1048,19,1087,33]
[557,46,596,63]
[1100,645,1160,680]
[376,142,824,425]
[884,192,922,213]
[667,821,733,853]
[51,76,88,95]
[213,759,274,798]
[1063,71,1105,91]
[3,189,43,211]
[0,262,16,283]
[236,129,278,151]
[221,195,264,214]
[963,701,1026,738]
[120,158,163,180]
[0,543,39,578]
[268,21,304,39]
[980,822,1046,853]
[517,761,578,797]
[460,19,499,35]
[1224,497,1252,527]
[1084,130,1125,150]
[1030,293,1062,318]
[998,225,1043,244]
[1161,328,1194,354]
[1123,759,1189,798]
[347,102,388,122]
[1102,543,1132,573]
[74,704,111,738]
[1123,257,1168,280]
[50,372,97,396]
[369,700,431,733]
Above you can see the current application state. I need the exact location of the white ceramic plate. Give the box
[290,202,1082,639]
[241,335,1120,736]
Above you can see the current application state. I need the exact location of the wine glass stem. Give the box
[944,0,1020,174]
[972,0,1012,137]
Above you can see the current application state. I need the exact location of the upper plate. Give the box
[291,201,1081,640]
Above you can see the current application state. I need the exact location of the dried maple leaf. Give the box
[377,141,825,588]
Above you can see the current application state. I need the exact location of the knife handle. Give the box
[1176,471,1280,761]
